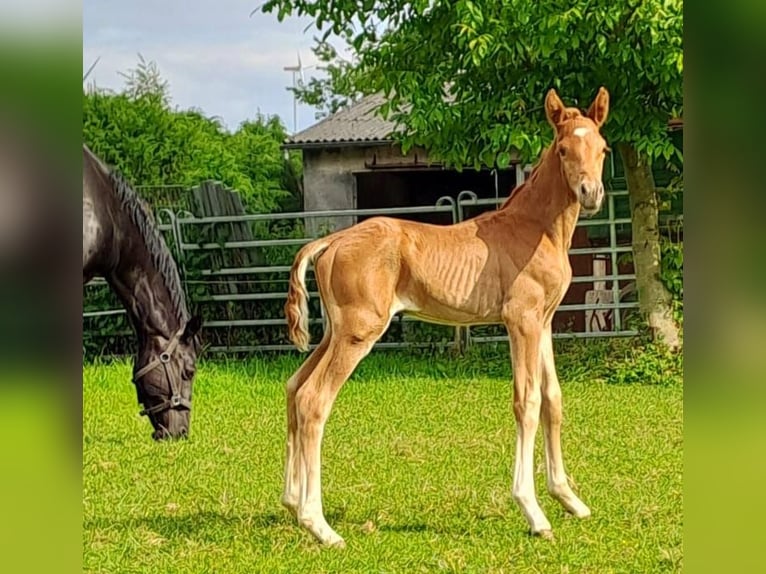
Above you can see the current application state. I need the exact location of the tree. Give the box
[260,0,683,348]
[117,53,171,106]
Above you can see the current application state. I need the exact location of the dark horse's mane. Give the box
[107,168,190,324]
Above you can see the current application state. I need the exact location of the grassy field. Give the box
[83,340,683,573]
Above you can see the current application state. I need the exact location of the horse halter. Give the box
[132,327,191,417]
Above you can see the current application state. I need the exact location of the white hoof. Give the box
[326,535,346,549]
[299,513,345,547]
[562,494,591,518]
[570,503,591,519]
[533,528,555,540]
[550,486,591,519]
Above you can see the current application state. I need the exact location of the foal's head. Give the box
[545,87,610,216]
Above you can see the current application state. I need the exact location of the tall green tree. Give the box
[261,0,682,348]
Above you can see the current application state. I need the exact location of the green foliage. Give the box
[83,57,300,214]
[607,336,683,385]
[261,0,682,170]
[658,167,683,323]
[83,345,682,572]
[660,237,683,322]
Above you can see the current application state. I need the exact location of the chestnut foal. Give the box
[282,87,610,546]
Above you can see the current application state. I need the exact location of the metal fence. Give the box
[83,190,639,355]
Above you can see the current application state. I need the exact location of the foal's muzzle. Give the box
[579,181,604,215]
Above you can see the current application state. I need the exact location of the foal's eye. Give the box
[558,147,567,157]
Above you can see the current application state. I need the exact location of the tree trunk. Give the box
[617,142,680,350]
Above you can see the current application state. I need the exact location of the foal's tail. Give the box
[284,238,333,352]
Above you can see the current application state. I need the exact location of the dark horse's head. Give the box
[134,315,202,440]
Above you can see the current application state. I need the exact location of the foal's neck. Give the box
[504,148,581,251]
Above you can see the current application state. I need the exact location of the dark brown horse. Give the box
[83,145,201,440]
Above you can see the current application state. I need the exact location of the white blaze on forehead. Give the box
[573,127,590,137]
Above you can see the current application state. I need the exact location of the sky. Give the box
[83,0,336,134]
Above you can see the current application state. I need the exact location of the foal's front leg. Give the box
[540,326,591,518]
[506,310,553,537]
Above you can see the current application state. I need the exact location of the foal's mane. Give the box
[86,146,190,324]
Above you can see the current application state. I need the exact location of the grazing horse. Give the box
[281,87,611,546]
[83,145,202,440]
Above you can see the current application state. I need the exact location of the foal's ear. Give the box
[182,315,203,343]
[587,86,610,127]
[545,88,566,129]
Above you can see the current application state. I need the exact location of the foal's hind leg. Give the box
[540,325,590,518]
[295,311,388,546]
[282,333,331,516]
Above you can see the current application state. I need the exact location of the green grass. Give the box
[83,341,683,573]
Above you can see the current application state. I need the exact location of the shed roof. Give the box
[283,93,396,149]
